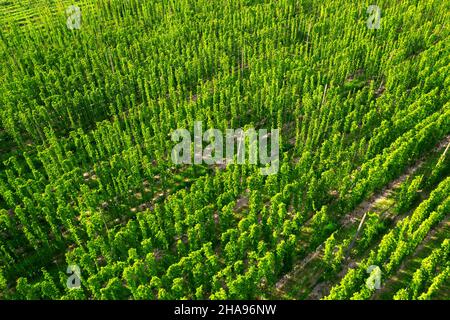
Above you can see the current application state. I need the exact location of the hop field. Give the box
[0,0,448,301]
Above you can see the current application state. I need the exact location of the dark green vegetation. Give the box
[0,0,448,299]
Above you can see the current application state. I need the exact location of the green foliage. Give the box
[0,0,448,301]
